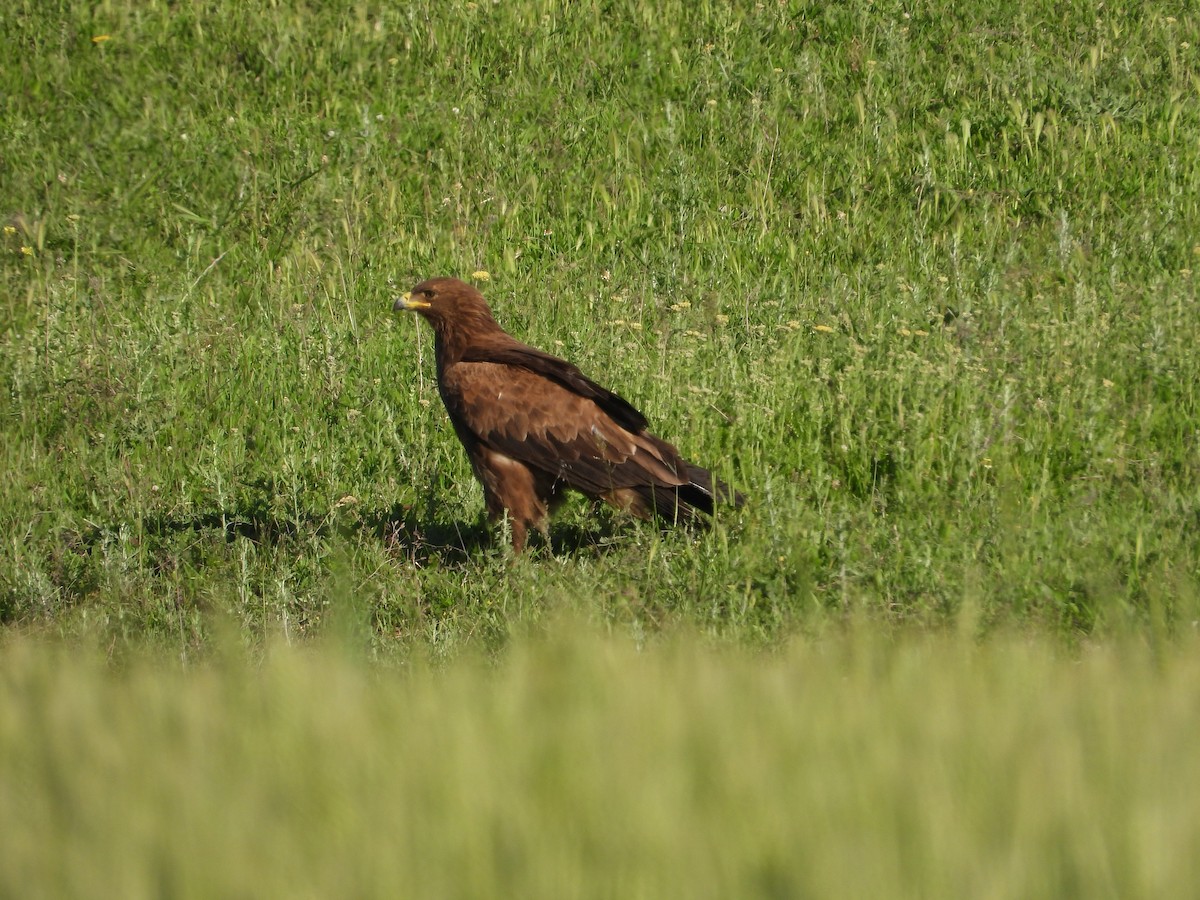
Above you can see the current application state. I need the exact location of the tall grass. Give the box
[2,628,1198,898]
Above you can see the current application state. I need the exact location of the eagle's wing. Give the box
[440,359,691,502]
[460,341,648,434]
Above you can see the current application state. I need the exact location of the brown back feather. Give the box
[460,342,648,434]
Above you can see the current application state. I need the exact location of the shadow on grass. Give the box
[103,504,629,567]
[361,503,626,565]
[141,512,309,545]
[362,504,490,565]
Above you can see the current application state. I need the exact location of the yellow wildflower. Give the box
[813,324,835,333]
[92,34,111,43]
[471,270,491,281]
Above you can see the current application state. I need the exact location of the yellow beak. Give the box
[392,291,431,312]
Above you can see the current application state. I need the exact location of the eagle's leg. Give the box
[488,508,548,554]
[507,515,530,554]
[476,449,550,554]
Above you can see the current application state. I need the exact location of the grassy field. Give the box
[2,0,1198,648]
[2,1,1200,894]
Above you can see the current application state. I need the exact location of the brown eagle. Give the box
[394,277,742,552]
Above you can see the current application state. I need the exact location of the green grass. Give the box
[5,0,1200,650]
[3,628,1200,898]
[3,1,1200,649]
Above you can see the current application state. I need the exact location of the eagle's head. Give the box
[394,277,491,320]
[393,276,502,352]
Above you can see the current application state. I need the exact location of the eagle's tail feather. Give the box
[630,464,744,524]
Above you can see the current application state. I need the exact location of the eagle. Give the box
[394,277,742,552]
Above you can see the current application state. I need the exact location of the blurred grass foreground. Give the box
[3,629,1199,899]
